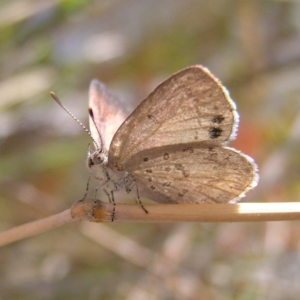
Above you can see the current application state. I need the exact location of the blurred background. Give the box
[1,0,300,299]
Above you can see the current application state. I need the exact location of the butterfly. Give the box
[83,65,258,213]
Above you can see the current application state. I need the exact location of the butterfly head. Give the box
[87,146,108,170]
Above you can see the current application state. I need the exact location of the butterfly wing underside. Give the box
[108,65,239,169]
[124,144,257,204]
[107,65,258,204]
[89,79,131,151]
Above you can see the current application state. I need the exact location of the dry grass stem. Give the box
[0,209,74,247]
[1,200,300,247]
[71,199,300,223]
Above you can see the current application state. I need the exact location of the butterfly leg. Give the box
[79,177,91,202]
[133,180,148,214]
[94,186,99,200]
[94,177,113,202]
[110,190,116,222]
[124,178,148,214]
[101,188,116,221]
[101,189,111,203]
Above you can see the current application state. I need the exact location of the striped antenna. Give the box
[50,92,100,150]
[88,107,104,151]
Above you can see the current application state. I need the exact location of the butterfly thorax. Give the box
[87,147,133,194]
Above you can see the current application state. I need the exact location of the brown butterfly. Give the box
[84,65,258,211]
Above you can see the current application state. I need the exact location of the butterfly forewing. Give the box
[123,143,257,204]
[89,79,131,150]
[108,66,238,170]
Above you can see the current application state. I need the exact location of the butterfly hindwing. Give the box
[124,143,257,204]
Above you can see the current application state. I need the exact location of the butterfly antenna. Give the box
[88,107,104,151]
[50,92,100,150]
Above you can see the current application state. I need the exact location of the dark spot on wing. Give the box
[208,147,214,151]
[185,87,193,97]
[194,130,199,140]
[163,182,171,187]
[88,107,94,119]
[212,115,225,124]
[174,164,189,177]
[183,147,194,153]
[148,114,158,123]
[151,186,155,190]
[225,154,232,161]
[178,189,189,197]
[244,167,252,173]
[164,153,169,160]
[175,164,184,170]
[145,169,152,173]
[209,127,222,139]
[148,178,152,182]
[143,157,149,162]
[165,167,171,172]
[204,152,218,161]
[183,171,190,177]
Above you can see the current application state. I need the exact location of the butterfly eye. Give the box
[88,158,94,168]
[96,154,104,164]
